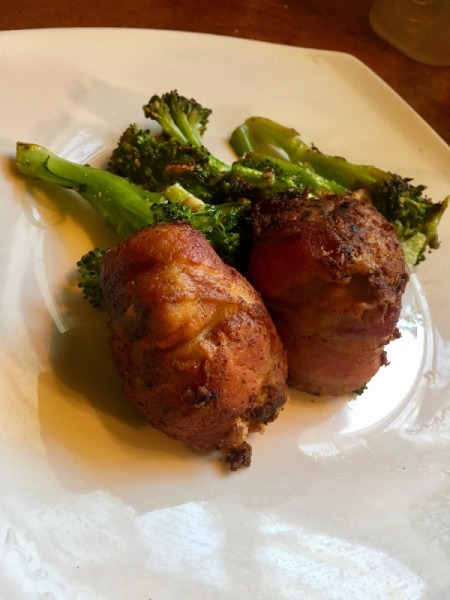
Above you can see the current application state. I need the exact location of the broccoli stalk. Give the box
[231,116,449,264]
[230,153,347,196]
[230,116,382,190]
[16,142,251,305]
[16,141,185,238]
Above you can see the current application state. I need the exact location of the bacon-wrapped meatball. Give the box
[100,222,288,469]
[248,192,409,396]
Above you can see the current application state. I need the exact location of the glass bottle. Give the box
[370,0,450,66]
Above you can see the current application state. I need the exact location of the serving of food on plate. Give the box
[3,23,450,598]
[15,90,448,470]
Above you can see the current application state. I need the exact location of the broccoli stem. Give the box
[231,117,385,190]
[16,142,170,238]
[16,142,251,268]
[231,116,305,158]
[231,153,347,195]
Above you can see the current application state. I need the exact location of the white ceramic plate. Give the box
[1,28,449,600]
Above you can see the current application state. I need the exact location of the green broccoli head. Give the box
[109,91,231,203]
[107,123,229,202]
[189,199,252,269]
[372,174,449,263]
[77,247,106,309]
[143,90,212,147]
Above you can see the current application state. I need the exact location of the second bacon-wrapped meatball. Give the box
[248,192,409,396]
[100,222,288,470]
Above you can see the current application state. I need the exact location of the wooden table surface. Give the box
[1,0,449,145]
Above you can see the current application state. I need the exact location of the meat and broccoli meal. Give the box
[15,90,448,469]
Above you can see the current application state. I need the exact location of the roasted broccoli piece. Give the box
[108,123,230,203]
[369,173,448,264]
[230,152,347,196]
[16,142,252,306]
[143,91,228,176]
[16,142,200,238]
[108,91,232,204]
[231,116,448,264]
[143,90,212,146]
[231,116,382,190]
[108,92,346,206]
[108,90,348,206]
[77,247,105,308]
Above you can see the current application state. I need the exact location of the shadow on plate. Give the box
[36,299,217,491]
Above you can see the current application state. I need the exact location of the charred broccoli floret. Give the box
[143,90,212,146]
[108,123,230,203]
[108,91,232,204]
[77,247,105,308]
